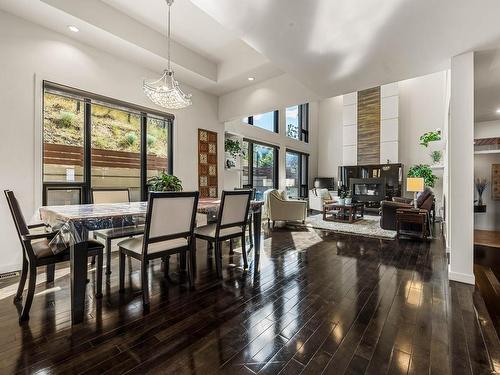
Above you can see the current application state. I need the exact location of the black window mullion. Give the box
[274,110,279,133]
[168,118,174,174]
[83,99,92,203]
[273,147,279,189]
[140,114,147,201]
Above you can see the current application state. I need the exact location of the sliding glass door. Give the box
[241,139,278,200]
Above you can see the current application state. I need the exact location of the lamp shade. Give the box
[285,178,295,187]
[407,177,424,192]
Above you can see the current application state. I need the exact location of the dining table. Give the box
[38,198,264,325]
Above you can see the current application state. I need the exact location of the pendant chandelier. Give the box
[143,0,192,110]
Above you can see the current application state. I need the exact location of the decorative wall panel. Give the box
[357,87,381,165]
[198,129,218,198]
[492,164,500,201]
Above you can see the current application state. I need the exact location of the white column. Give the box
[342,92,357,165]
[380,83,399,163]
[448,52,475,285]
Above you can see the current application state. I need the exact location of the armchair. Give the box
[308,188,337,212]
[380,188,434,230]
[264,189,307,227]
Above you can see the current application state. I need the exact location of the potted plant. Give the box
[147,171,183,192]
[224,138,241,158]
[407,164,437,188]
[338,190,348,205]
[430,150,442,165]
[475,178,487,206]
[345,191,353,205]
[420,129,445,151]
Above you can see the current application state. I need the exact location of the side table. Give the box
[396,208,428,239]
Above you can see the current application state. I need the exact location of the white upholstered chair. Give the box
[117,191,199,307]
[195,190,252,279]
[264,189,307,227]
[91,188,144,274]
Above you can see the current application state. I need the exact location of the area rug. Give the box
[288,214,397,240]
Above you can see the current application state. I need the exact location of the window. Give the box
[243,110,279,133]
[285,150,309,198]
[241,139,279,200]
[286,103,309,142]
[42,82,173,204]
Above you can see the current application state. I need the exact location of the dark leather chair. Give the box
[4,190,104,322]
[380,188,434,230]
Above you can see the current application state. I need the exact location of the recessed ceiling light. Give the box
[248,77,255,81]
[496,108,500,113]
[68,25,79,33]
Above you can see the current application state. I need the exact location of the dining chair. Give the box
[195,190,252,279]
[4,190,104,322]
[117,191,199,307]
[233,187,256,253]
[91,188,144,275]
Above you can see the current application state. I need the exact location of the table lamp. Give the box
[406,177,424,209]
[285,179,295,187]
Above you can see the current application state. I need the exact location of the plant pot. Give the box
[345,197,352,205]
[338,198,346,205]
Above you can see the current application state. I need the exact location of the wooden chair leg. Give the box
[141,260,150,307]
[229,239,234,255]
[46,263,55,283]
[106,238,112,275]
[20,264,37,322]
[119,250,126,293]
[189,238,196,285]
[180,250,187,271]
[14,258,28,303]
[214,241,222,279]
[248,219,253,249]
[96,251,103,298]
[241,234,248,269]
[163,255,170,279]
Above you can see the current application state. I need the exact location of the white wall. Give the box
[475,120,500,139]
[317,96,343,178]
[448,52,475,285]
[399,71,449,212]
[0,11,223,273]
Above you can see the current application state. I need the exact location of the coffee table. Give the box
[323,202,364,223]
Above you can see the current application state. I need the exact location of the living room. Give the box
[0,1,499,373]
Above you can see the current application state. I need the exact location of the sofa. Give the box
[264,189,307,226]
[380,188,434,230]
[308,188,338,212]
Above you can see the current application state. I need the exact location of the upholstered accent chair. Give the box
[264,189,307,227]
[308,188,338,212]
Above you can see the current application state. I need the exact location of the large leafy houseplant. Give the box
[147,172,183,192]
[407,164,437,188]
[419,129,441,147]
[224,138,242,158]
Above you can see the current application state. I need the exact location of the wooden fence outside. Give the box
[43,143,167,170]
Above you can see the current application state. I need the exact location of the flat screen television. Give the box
[313,177,335,190]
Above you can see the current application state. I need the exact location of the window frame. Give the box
[285,148,309,198]
[244,110,279,133]
[42,81,174,204]
[242,138,279,191]
[286,103,309,142]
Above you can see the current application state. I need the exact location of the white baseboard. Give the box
[449,270,475,285]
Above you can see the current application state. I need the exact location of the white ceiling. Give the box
[2,0,500,100]
[192,0,500,98]
[475,49,500,123]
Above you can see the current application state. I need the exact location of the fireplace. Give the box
[350,178,386,209]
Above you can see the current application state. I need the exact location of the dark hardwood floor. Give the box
[0,224,499,374]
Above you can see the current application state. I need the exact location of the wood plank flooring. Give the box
[0,224,499,374]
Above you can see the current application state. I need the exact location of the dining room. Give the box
[2,1,500,374]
